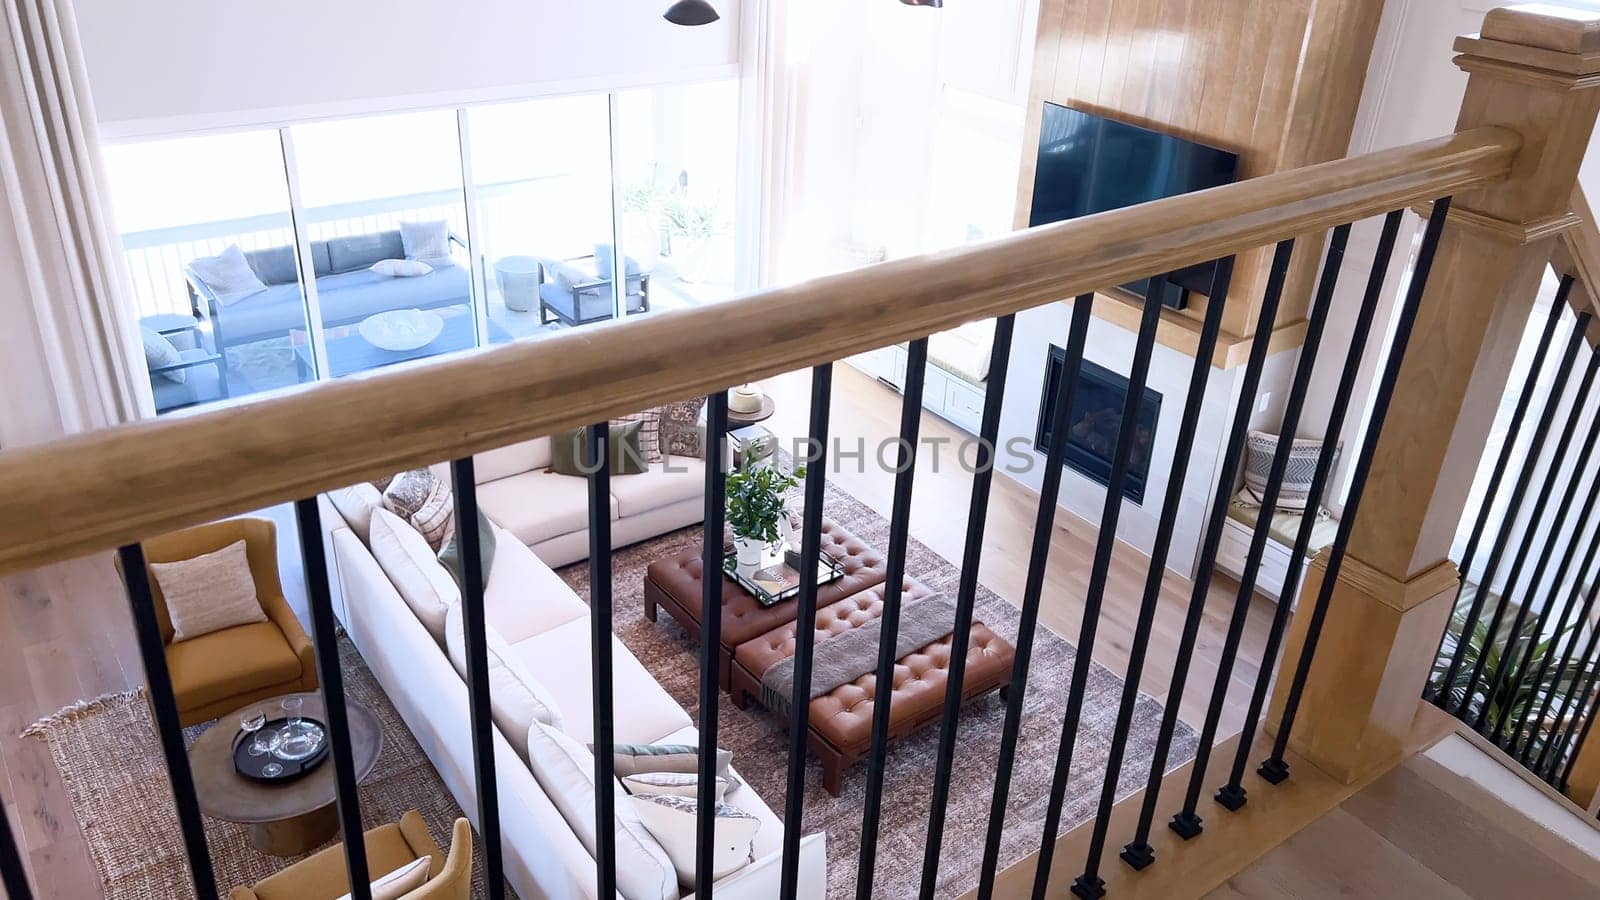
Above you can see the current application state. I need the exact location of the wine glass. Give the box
[240,709,272,757]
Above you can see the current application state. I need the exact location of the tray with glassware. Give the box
[232,698,330,782]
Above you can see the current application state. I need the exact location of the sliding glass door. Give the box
[103,77,739,414]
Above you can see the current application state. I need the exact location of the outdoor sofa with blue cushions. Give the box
[185,229,471,354]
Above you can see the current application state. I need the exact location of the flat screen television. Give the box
[1029,102,1239,309]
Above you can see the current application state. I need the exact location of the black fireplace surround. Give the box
[1035,346,1162,505]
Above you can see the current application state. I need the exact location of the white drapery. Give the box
[0,0,146,446]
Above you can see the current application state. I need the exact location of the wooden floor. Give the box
[1210,750,1600,899]
[0,363,1276,897]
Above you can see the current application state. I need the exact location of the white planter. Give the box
[734,538,765,573]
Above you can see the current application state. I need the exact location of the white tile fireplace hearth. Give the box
[994,296,1298,579]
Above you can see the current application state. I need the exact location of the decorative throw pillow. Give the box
[188,244,266,306]
[592,243,643,278]
[400,220,451,266]
[550,422,649,476]
[1237,431,1340,512]
[546,259,592,293]
[630,794,760,887]
[437,506,496,590]
[622,772,729,802]
[368,508,460,645]
[370,258,433,278]
[604,743,741,791]
[616,409,663,462]
[335,855,430,900]
[443,605,563,759]
[149,539,267,642]
[409,479,454,552]
[656,399,704,459]
[141,327,186,385]
[525,722,678,900]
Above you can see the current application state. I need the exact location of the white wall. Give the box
[75,0,741,135]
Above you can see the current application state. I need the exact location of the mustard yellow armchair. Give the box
[228,812,472,900]
[127,517,318,726]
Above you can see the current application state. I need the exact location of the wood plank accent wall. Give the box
[1015,0,1388,360]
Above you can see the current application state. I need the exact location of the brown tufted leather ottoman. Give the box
[642,517,889,689]
[728,580,1016,796]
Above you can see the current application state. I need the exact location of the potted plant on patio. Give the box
[726,455,804,573]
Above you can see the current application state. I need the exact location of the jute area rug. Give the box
[556,479,1199,899]
[22,639,511,899]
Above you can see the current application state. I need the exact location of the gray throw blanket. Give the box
[760,594,959,717]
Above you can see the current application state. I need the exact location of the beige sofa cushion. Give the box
[525,722,677,900]
[482,525,590,643]
[368,509,460,645]
[475,437,552,484]
[327,483,384,544]
[478,469,617,547]
[606,459,706,519]
[510,618,692,745]
[443,605,563,760]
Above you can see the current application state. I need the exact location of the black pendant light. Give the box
[664,0,719,26]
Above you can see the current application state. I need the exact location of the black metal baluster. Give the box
[1539,621,1600,776]
[919,314,1016,899]
[1034,273,1168,900]
[1427,296,1566,701]
[1074,259,1235,893]
[976,294,1094,899]
[1489,355,1600,744]
[1472,346,1600,733]
[1440,292,1587,713]
[1264,197,1454,779]
[586,423,616,899]
[781,367,830,899]
[117,544,219,900]
[1121,239,1295,864]
[294,499,371,900]
[449,459,505,900]
[697,396,728,900]
[0,781,30,900]
[1180,231,1332,831]
[856,337,930,900]
[1224,219,1397,801]
[1515,536,1600,761]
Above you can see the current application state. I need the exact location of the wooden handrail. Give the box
[0,126,1519,576]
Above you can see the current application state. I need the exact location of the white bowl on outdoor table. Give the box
[359,309,444,351]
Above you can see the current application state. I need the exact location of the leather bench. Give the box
[643,517,889,689]
[729,579,1016,796]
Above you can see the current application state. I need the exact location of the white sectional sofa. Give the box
[465,436,708,568]
[318,440,825,900]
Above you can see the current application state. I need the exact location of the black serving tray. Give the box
[232,716,330,783]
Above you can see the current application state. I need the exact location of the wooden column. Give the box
[1267,3,1600,784]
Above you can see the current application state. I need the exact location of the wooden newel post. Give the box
[1266,4,1600,784]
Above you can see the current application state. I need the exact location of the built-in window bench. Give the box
[847,320,994,435]
[1215,499,1339,604]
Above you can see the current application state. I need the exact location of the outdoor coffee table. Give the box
[643,517,890,690]
[291,314,511,379]
[188,691,382,856]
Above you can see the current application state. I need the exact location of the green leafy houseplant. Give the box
[1431,590,1600,766]
[725,459,804,546]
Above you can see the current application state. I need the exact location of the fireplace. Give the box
[1035,346,1162,504]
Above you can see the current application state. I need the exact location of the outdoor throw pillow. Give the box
[141,327,185,384]
[400,220,451,266]
[370,258,433,277]
[550,422,649,476]
[631,794,760,887]
[149,539,267,642]
[188,244,266,306]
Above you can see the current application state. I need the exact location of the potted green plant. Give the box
[726,456,804,571]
